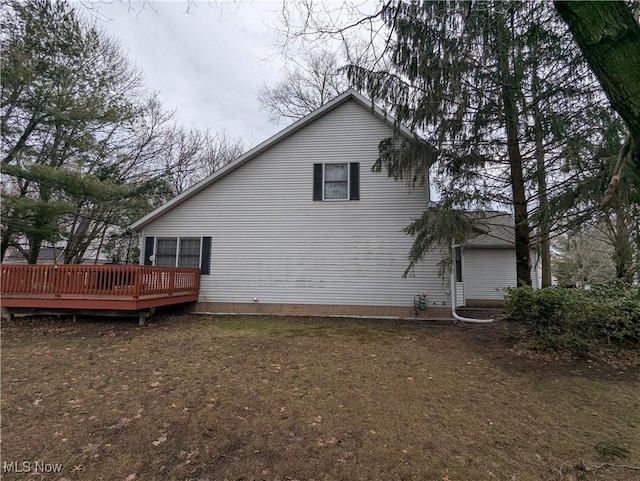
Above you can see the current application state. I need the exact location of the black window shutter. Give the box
[200,237,212,275]
[313,163,323,201]
[349,162,360,200]
[144,237,154,265]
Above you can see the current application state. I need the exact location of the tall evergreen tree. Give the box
[555,1,640,177]
[552,116,640,282]
[276,1,637,285]
[342,1,606,285]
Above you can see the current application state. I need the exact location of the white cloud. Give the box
[94,1,286,147]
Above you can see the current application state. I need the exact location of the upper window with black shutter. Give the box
[324,163,348,199]
[313,162,360,201]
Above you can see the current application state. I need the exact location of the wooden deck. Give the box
[1,264,200,314]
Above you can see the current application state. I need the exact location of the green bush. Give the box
[505,283,640,354]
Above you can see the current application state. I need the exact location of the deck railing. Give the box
[1,264,201,299]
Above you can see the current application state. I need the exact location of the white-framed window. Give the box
[178,238,202,268]
[323,163,349,200]
[313,162,359,201]
[155,237,201,268]
[144,236,211,274]
[155,238,178,267]
[454,246,463,282]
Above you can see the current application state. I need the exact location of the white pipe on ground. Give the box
[450,244,494,324]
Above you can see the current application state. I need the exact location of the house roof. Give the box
[466,211,516,248]
[131,89,421,231]
[2,246,63,263]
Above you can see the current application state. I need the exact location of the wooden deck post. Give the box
[138,307,154,326]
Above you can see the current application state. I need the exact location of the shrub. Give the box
[505,282,640,354]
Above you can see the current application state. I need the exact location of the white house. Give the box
[131,90,525,318]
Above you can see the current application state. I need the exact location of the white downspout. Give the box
[451,243,494,324]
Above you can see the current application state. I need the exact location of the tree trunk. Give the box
[613,205,633,282]
[94,228,108,265]
[1,225,14,261]
[532,59,552,287]
[555,1,640,168]
[535,142,552,287]
[26,235,42,264]
[497,10,532,286]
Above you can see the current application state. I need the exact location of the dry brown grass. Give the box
[1,314,639,481]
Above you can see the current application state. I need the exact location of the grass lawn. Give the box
[1,314,638,481]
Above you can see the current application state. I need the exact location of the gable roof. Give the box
[131,89,420,230]
[466,211,516,248]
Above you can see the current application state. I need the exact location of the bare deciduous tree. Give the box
[258,50,348,123]
[1,0,244,264]
[553,226,617,286]
[162,128,243,195]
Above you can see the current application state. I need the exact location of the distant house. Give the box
[131,90,530,318]
[2,245,111,265]
[2,246,64,264]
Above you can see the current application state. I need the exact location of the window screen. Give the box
[324,163,348,200]
[155,238,178,267]
[178,238,201,268]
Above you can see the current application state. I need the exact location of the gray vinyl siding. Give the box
[464,248,540,302]
[530,251,542,288]
[142,100,449,308]
[455,282,465,307]
[464,249,517,301]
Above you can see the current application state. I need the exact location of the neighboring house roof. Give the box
[3,245,111,264]
[466,211,516,248]
[2,246,64,264]
[131,89,423,231]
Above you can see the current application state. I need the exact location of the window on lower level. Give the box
[144,236,211,274]
[178,238,201,268]
[156,238,179,267]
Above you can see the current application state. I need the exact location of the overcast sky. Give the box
[94,1,289,148]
